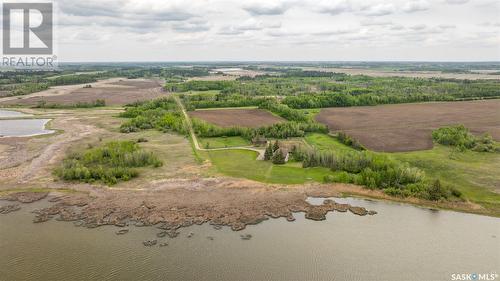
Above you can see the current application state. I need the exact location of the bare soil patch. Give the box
[190,108,284,128]
[0,78,166,107]
[316,100,500,152]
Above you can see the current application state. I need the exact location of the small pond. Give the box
[0,109,54,137]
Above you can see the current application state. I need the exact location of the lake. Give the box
[0,109,54,137]
[0,109,31,118]
[0,197,498,281]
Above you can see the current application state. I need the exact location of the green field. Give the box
[305,133,357,152]
[392,146,500,213]
[199,136,250,148]
[208,149,333,184]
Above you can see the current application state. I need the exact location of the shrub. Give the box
[432,125,498,153]
[425,179,449,201]
[337,132,365,150]
[432,125,475,148]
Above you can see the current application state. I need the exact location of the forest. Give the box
[167,69,500,109]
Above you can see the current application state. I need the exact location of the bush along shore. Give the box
[292,146,463,201]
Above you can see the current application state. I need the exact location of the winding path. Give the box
[173,96,265,159]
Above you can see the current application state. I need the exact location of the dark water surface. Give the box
[0,197,498,281]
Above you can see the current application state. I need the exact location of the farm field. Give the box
[301,67,500,80]
[189,108,284,128]
[315,99,500,152]
[0,78,166,107]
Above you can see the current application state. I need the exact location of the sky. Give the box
[6,0,500,61]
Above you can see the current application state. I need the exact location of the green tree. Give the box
[427,179,448,201]
[272,140,280,152]
[264,144,273,161]
[272,150,286,164]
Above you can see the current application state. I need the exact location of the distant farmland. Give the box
[0,79,165,107]
[316,99,500,152]
[189,108,284,128]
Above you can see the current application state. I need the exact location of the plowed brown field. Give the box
[0,78,166,106]
[316,100,500,152]
[190,108,284,128]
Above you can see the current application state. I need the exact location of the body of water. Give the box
[0,197,498,281]
[0,109,53,137]
[0,109,31,118]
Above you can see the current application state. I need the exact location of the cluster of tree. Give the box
[181,93,266,110]
[54,141,162,185]
[337,132,365,150]
[165,80,235,92]
[0,70,54,84]
[48,74,98,86]
[33,99,106,109]
[292,147,461,201]
[432,125,498,152]
[119,98,187,134]
[258,99,309,122]
[264,140,286,164]
[162,67,209,78]
[8,83,49,96]
[171,72,500,110]
[282,92,457,109]
[191,118,327,140]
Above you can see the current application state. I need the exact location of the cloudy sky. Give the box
[28,0,500,61]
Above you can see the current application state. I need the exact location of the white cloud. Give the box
[402,0,430,13]
[445,0,469,4]
[243,0,295,16]
[50,0,500,61]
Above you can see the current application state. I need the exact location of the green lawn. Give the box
[208,149,333,184]
[199,136,250,148]
[305,133,356,152]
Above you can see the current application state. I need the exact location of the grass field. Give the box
[305,133,356,152]
[199,136,250,148]
[392,146,500,213]
[208,149,333,184]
